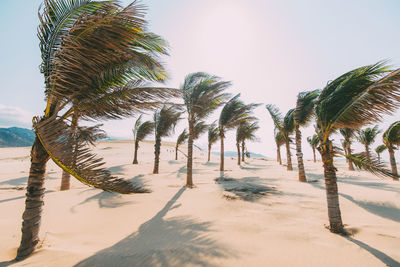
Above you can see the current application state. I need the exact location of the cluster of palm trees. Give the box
[267,61,400,233]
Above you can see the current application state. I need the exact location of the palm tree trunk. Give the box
[133,140,139,164]
[388,147,398,180]
[17,136,50,260]
[153,137,161,174]
[320,140,344,234]
[175,145,178,160]
[312,148,316,163]
[295,126,306,182]
[236,142,241,165]
[241,140,245,162]
[277,145,282,165]
[186,123,194,187]
[60,110,79,191]
[346,143,354,171]
[220,131,224,172]
[365,144,370,161]
[285,139,293,171]
[207,144,211,162]
[377,153,381,164]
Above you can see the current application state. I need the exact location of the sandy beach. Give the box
[0,140,399,266]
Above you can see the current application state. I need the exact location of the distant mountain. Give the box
[212,151,266,158]
[0,127,35,147]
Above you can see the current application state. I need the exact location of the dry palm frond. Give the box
[34,116,149,194]
[346,152,396,179]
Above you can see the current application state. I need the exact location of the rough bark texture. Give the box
[186,123,194,187]
[277,146,282,165]
[17,136,50,260]
[60,111,78,191]
[312,148,316,163]
[220,132,224,172]
[295,126,306,182]
[388,147,398,180]
[320,141,344,234]
[346,143,354,171]
[207,144,211,162]
[236,142,241,165]
[241,140,245,162]
[153,137,161,174]
[285,139,293,171]
[133,140,139,164]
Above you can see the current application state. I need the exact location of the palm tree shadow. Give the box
[71,191,132,212]
[345,237,400,266]
[74,187,234,267]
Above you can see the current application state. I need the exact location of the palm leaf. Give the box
[154,106,182,138]
[375,144,387,154]
[294,89,320,126]
[357,125,381,146]
[346,152,396,179]
[136,121,155,141]
[383,121,400,148]
[208,122,219,146]
[192,121,209,140]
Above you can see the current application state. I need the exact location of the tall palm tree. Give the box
[315,61,400,234]
[266,105,294,170]
[339,128,356,170]
[275,131,285,165]
[307,134,319,163]
[219,94,259,172]
[17,0,178,259]
[175,129,188,160]
[181,72,231,187]
[237,120,260,163]
[294,90,320,182]
[357,125,381,161]
[207,123,219,162]
[375,144,387,164]
[383,121,400,179]
[133,115,155,164]
[153,106,181,174]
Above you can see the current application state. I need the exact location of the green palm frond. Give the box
[283,109,295,134]
[357,125,381,146]
[375,144,387,154]
[176,129,188,146]
[192,121,208,140]
[307,134,320,148]
[275,131,285,146]
[339,128,355,144]
[294,89,320,126]
[208,122,219,146]
[154,106,182,138]
[136,121,155,141]
[34,115,148,193]
[346,152,396,179]
[383,121,400,148]
[132,114,143,140]
[237,120,260,143]
[266,104,283,132]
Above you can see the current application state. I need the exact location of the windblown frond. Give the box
[357,125,381,146]
[307,134,319,148]
[275,131,285,147]
[266,104,283,132]
[192,121,208,140]
[176,129,188,146]
[294,89,319,126]
[34,116,148,193]
[154,106,182,138]
[208,123,219,146]
[383,121,400,148]
[135,121,155,142]
[283,109,295,134]
[236,120,260,143]
[346,152,396,179]
[375,144,387,154]
[339,128,356,144]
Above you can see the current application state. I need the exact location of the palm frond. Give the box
[294,89,320,126]
[283,109,295,134]
[357,125,381,146]
[375,144,387,154]
[154,105,182,138]
[346,152,396,179]
[307,134,320,148]
[339,128,356,143]
[383,121,400,148]
[266,104,283,132]
[208,122,219,146]
[136,121,155,141]
[275,131,285,146]
[176,129,189,146]
[192,121,208,140]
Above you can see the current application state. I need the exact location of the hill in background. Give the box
[0,127,35,147]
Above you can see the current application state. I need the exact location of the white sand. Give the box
[0,140,399,266]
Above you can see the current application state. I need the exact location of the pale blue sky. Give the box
[0,0,399,158]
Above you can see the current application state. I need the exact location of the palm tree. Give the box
[339,128,356,170]
[383,121,400,179]
[133,115,155,164]
[266,105,295,171]
[207,123,219,162]
[315,61,400,234]
[17,1,178,259]
[375,144,387,164]
[219,94,259,172]
[275,131,285,165]
[181,72,231,187]
[153,106,181,174]
[175,129,188,160]
[357,125,381,161]
[236,120,260,164]
[294,90,320,182]
[307,134,319,163]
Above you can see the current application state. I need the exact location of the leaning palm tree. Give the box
[383,121,400,179]
[219,94,259,172]
[275,131,285,165]
[181,72,231,187]
[238,120,260,163]
[266,105,295,170]
[339,128,356,170]
[153,106,181,174]
[175,129,188,160]
[375,144,387,164]
[315,61,400,234]
[357,125,381,161]
[133,115,155,164]
[307,134,319,163]
[17,1,179,259]
[207,123,219,162]
[294,89,319,182]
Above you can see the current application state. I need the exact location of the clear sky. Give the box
[0,0,399,160]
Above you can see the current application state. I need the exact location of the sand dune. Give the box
[0,140,399,266]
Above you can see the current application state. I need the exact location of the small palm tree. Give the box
[236,120,259,164]
[339,128,356,170]
[275,131,285,165]
[294,90,319,182]
[175,129,188,160]
[207,123,219,162]
[383,121,400,179]
[307,134,319,163]
[266,105,294,170]
[315,61,400,234]
[181,72,231,186]
[153,106,181,174]
[133,115,155,164]
[219,94,259,171]
[357,125,381,161]
[375,144,387,164]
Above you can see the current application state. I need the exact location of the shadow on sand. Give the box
[74,187,233,267]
